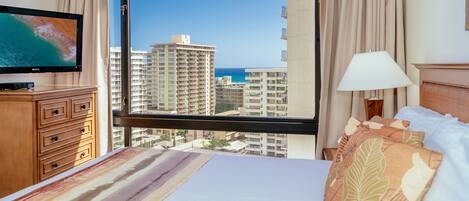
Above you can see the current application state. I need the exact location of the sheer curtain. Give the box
[56,0,111,154]
[316,0,406,159]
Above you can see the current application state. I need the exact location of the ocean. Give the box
[215,68,246,83]
[0,13,73,67]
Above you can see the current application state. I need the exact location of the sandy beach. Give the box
[14,14,77,62]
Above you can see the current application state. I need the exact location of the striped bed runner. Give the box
[16,148,213,201]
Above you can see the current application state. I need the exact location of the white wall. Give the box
[405,0,469,105]
[0,0,61,85]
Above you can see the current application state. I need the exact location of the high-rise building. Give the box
[215,76,244,113]
[283,1,316,159]
[148,35,216,115]
[242,68,288,157]
[110,47,149,148]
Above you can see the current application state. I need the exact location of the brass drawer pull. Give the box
[51,162,59,169]
[52,109,60,115]
[80,128,86,134]
[80,152,86,159]
[80,104,87,110]
[51,136,59,142]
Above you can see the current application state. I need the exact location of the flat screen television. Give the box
[0,5,83,74]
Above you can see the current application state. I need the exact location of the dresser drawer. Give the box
[38,119,94,155]
[71,95,94,119]
[39,142,94,181]
[38,98,70,128]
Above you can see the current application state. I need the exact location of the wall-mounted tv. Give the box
[0,5,83,74]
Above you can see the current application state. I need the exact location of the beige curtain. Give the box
[316,0,406,159]
[57,0,111,154]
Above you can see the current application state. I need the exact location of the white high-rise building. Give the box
[148,35,216,115]
[110,47,149,148]
[242,68,288,157]
[283,0,316,159]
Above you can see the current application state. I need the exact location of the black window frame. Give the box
[112,0,321,147]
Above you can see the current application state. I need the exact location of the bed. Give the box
[3,64,469,201]
[3,148,331,201]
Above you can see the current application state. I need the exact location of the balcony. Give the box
[281,6,287,19]
[281,50,287,62]
[281,28,287,40]
[249,92,262,96]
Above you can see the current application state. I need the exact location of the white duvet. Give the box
[423,121,469,201]
[396,106,469,201]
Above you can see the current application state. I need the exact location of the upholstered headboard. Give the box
[416,64,469,123]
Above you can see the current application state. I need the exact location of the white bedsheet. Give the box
[166,155,331,201]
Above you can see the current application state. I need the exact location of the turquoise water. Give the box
[215,68,246,83]
[0,13,75,67]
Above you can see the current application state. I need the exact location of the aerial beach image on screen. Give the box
[0,13,77,67]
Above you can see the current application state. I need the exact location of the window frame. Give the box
[113,0,321,147]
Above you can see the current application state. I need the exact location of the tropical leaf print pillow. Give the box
[324,131,442,201]
[369,116,410,130]
[343,117,425,148]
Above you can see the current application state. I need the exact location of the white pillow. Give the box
[394,106,457,138]
[423,120,469,201]
[395,106,469,200]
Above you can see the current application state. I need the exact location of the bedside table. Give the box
[322,148,337,161]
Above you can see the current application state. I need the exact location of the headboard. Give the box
[416,64,469,123]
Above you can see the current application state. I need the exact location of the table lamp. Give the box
[337,51,412,120]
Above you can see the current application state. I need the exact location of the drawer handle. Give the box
[80,128,86,134]
[80,104,87,110]
[51,136,59,142]
[51,162,59,169]
[52,109,60,115]
[80,152,86,159]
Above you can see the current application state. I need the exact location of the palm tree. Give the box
[176,129,188,143]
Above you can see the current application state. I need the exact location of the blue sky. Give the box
[109,0,286,68]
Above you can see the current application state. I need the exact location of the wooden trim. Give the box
[418,64,469,123]
[32,102,38,184]
[0,86,97,102]
[33,87,97,101]
[93,91,100,156]
[417,66,469,88]
[414,63,469,70]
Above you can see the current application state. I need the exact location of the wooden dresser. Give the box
[0,86,98,197]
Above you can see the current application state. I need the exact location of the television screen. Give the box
[0,6,82,73]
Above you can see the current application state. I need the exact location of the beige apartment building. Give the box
[148,35,216,115]
[242,68,288,157]
[283,0,316,159]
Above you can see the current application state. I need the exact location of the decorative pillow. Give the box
[369,115,410,130]
[325,131,443,201]
[343,117,425,148]
[363,122,425,147]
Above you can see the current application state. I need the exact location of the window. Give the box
[110,0,320,159]
[112,128,297,158]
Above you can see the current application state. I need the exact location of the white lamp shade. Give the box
[337,51,412,91]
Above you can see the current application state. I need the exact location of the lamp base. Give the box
[364,98,383,120]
